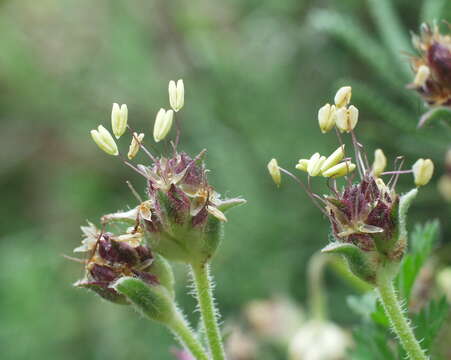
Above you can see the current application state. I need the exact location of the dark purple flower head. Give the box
[409,23,451,107]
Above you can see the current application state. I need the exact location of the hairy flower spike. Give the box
[372,149,387,177]
[335,105,358,133]
[412,158,434,186]
[128,132,145,160]
[111,103,128,139]
[318,103,336,133]
[267,158,281,186]
[169,79,185,112]
[153,108,174,142]
[90,125,119,156]
[334,86,352,108]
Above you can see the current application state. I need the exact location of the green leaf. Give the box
[322,242,377,284]
[412,296,449,353]
[418,107,451,128]
[350,322,397,360]
[366,0,412,80]
[113,277,176,324]
[309,10,404,90]
[396,220,440,301]
[421,0,447,22]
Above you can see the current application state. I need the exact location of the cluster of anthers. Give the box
[268,86,434,269]
[408,22,451,108]
[72,79,245,300]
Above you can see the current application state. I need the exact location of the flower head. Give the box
[269,85,433,284]
[408,23,451,107]
[76,79,245,277]
[74,225,161,304]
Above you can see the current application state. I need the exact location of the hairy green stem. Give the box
[376,273,428,360]
[169,310,209,360]
[191,262,226,360]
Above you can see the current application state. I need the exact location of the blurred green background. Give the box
[0,0,450,359]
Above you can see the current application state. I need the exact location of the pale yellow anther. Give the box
[334,86,352,108]
[320,145,345,173]
[111,103,128,139]
[267,158,281,186]
[318,103,336,133]
[413,65,430,87]
[207,205,227,222]
[412,158,434,186]
[169,79,184,112]
[335,105,358,133]
[372,149,387,177]
[90,125,119,156]
[153,108,174,142]
[127,132,145,160]
[296,159,309,172]
[322,161,356,178]
[307,153,326,177]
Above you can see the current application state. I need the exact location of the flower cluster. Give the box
[268,86,434,283]
[408,23,451,107]
[74,78,245,300]
[74,222,159,304]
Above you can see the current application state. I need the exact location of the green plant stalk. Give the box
[308,252,328,321]
[169,310,209,360]
[376,272,428,360]
[191,262,226,360]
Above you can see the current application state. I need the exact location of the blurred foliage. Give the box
[0,0,449,359]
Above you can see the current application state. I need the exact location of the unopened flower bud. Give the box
[295,159,309,172]
[372,149,387,177]
[307,153,326,177]
[128,132,145,160]
[169,79,184,112]
[322,161,356,178]
[320,145,345,173]
[318,103,336,133]
[412,158,434,186]
[111,103,128,139]
[153,108,174,142]
[334,86,352,108]
[413,65,430,87]
[335,105,358,133]
[267,158,281,186]
[90,125,119,156]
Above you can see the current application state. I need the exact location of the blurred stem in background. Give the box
[308,252,371,321]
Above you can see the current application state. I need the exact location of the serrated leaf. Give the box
[396,221,440,301]
[350,323,397,360]
[412,297,449,353]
